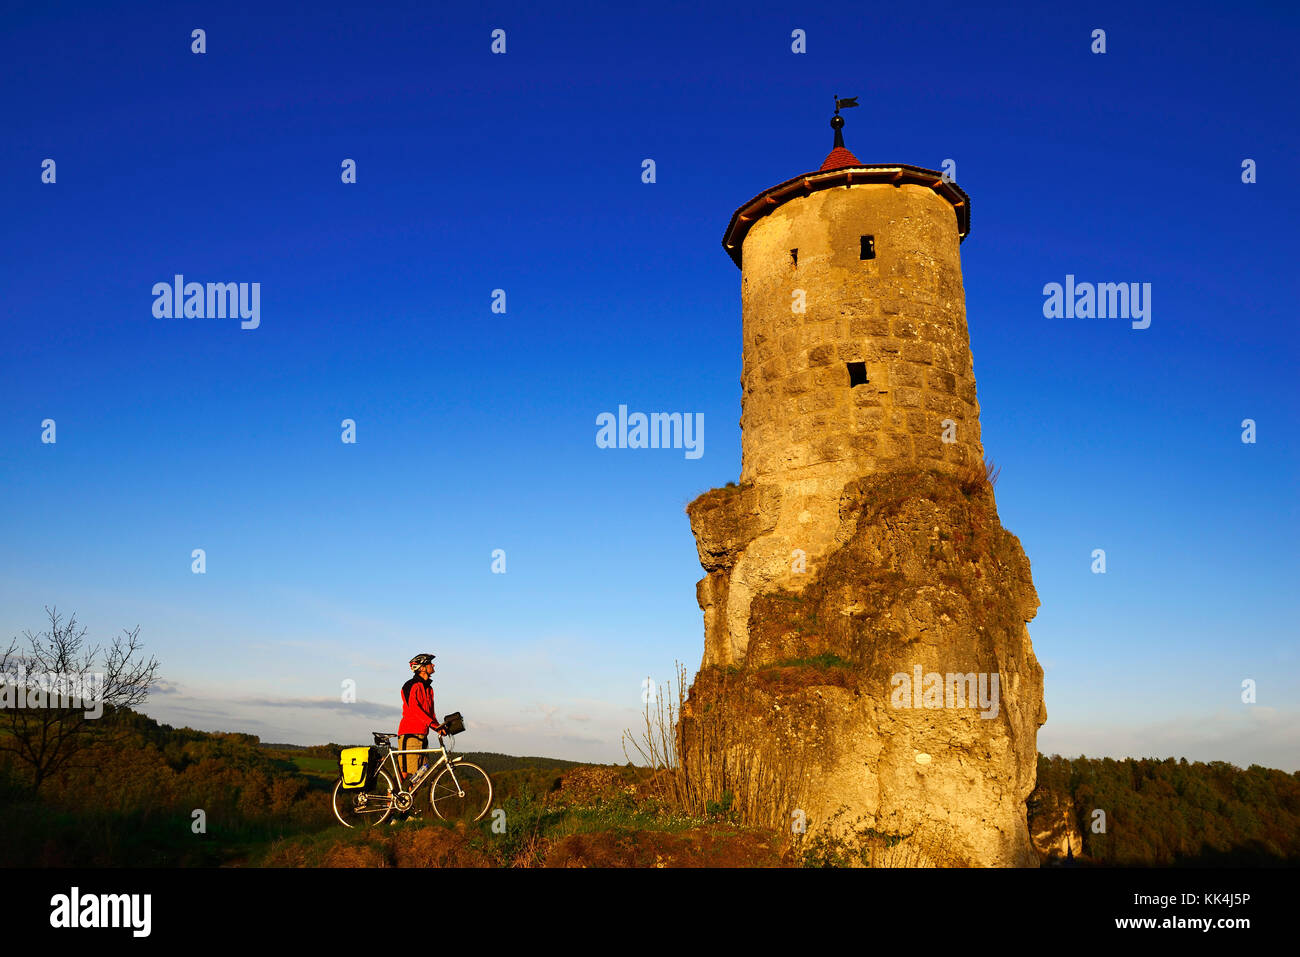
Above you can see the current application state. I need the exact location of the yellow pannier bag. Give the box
[340,747,371,789]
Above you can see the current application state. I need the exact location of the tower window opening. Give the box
[790,248,798,266]
[860,235,876,260]
[847,362,868,387]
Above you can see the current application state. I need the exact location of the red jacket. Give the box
[398,676,439,735]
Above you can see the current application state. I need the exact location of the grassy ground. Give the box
[257,783,787,868]
[210,749,788,867]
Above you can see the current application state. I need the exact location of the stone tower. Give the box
[684,107,1046,867]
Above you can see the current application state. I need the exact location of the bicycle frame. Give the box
[372,735,471,800]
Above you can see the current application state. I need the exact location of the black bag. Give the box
[442,712,465,735]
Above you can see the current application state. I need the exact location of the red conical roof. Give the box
[819,145,862,171]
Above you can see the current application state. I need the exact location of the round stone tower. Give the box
[692,110,988,664]
[725,119,983,489]
[684,109,1046,866]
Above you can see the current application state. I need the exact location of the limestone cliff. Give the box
[682,469,1046,867]
[1029,791,1085,863]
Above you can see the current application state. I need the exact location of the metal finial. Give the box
[831,95,858,149]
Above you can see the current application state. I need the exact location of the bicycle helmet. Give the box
[409,653,436,671]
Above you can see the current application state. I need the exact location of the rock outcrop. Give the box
[682,469,1046,866]
[1029,792,1085,863]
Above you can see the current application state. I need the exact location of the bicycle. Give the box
[333,730,493,828]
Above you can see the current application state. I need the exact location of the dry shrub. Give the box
[956,456,1000,495]
[799,808,967,868]
[545,831,641,868]
[551,766,635,806]
[863,826,966,867]
[546,828,783,868]
[392,824,492,868]
[623,662,812,833]
[747,662,855,696]
[507,831,549,868]
[261,839,311,867]
[321,841,388,868]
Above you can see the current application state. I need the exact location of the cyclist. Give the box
[399,653,446,788]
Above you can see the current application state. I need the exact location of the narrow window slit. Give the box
[847,362,868,387]
[790,248,798,266]
[860,236,875,260]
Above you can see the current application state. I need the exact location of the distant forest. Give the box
[1030,754,1299,866]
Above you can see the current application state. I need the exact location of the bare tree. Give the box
[0,606,160,794]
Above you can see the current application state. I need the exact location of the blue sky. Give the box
[2,0,1296,770]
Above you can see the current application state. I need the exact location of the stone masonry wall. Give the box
[740,182,983,486]
[702,182,988,664]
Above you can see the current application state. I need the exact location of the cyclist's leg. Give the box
[399,734,421,782]
[397,734,428,819]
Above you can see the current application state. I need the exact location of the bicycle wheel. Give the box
[429,761,493,823]
[333,769,396,828]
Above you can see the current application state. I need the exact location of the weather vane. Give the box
[831,94,858,148]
